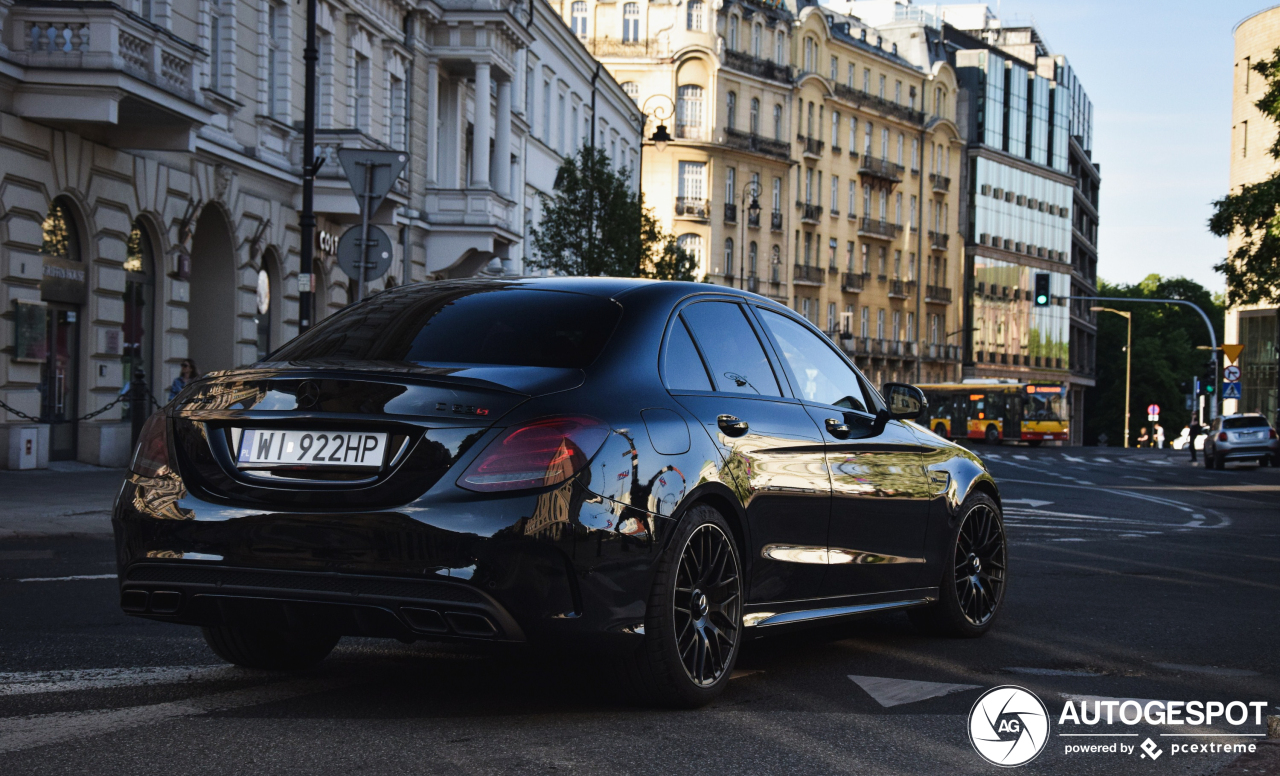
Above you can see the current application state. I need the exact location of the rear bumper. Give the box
[112,472,672,645]
[1217,444,1277,460]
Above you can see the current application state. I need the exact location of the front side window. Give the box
[757,308,870,412]
[681,302,781,396]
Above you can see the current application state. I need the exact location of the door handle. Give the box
[825,417,851,439]
[717,414,749,437]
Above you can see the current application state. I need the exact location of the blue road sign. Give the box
[1222,381,1242,400]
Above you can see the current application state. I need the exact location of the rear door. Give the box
[752,306,933,598]
[663,299,832,605]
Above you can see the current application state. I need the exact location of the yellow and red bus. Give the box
[917,382,1069,444]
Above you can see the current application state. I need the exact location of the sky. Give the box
[978,0,1272,293]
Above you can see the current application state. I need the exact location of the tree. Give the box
[1208,50,1280,305]
[1083,274,1224,446]
[528,147,698,281]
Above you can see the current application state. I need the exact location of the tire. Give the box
[910,491,1007,638]
[1211,453,1224,470]
[985,425,1000,445]
[624,504,743,708]
[202,625,339,670]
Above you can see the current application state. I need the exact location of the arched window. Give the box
[774,30,785,64]
[254,250,280,362]
[41,200,81,262]
[123,219,156,419]
[752,24,762,57]
[726,91,737,131]
[571,1,587,37]
[687,0,704,31]
[727,15,739,51]
[677,233,704,269]
[38,198,84,459]
[803,37,815,72]
[621,81,639,103]
[749,97,759,135]
[676,84,704,139]
[622,3,639,42]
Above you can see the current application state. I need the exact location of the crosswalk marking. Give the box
[0,665,248,696]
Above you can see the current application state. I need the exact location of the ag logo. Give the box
[968,685,1050,767]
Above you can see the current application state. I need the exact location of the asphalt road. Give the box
[0,447,1277,775]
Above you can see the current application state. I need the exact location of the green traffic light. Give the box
[1036,294,1048,304]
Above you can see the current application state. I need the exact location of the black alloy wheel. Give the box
[953,500,1007,626]
[909,491,1007,637]
[673,523,742,687]
[625,504,743,707]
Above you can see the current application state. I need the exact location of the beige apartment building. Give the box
[558,0,964,384]
[1226,5,1279,421]
[563,0,798,305]
[789,5,963,386]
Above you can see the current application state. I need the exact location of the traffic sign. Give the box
[1223,365,1241,382]
[1146,404,1160,417]
[1223,381,1242,400]
[1222,344,1245,365]
[336,149,408,217]
[336,225,392,282]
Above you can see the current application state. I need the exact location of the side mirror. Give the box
[882,382,928,421]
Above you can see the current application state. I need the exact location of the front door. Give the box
[40,304,80,460]
[665,299,832,604]
[752,305,933,598]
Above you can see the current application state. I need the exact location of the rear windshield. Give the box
[1223,417,1271,429]
[269,285,621,368]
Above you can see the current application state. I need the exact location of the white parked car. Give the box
[1171,427,1205,451]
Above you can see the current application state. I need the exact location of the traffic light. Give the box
[1033,273,1050,307]
[1202,360,1216,395]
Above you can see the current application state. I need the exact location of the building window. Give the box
[862,184,871,219]
[726,91,737,131]
[752,23,762,57]
[896,132,904,165]
[803,37,815,72]
[687,0,704,31]
[571,1,587,37]
[773,104,783,140]
[389,73,406,148]
[893,310,901,341]
[863,67,870,93]
[861,243,869,274]
[678,161,706,200]
[728,15,739,51]
[830,55,838,80]
[543,80,552,144]
[676,84,704,139]
[750,97,760,135]
[863,121,872,155]
[622,3,640,42]
[723,238,734,275]
[748,241,758,275]
[878,74,886,99]
[265,1,288,119]
[726,166,736,205]
[209,8,226,93]
[352,53,370,132]
[621,81,639,103]
[894,80,901,104]
[848,180,855,214]
[678,233,704,267]
[880,127,889,159]
[830,176,838,214]
[775,30,785,64]
[831,111,839,147]
[772,177,781,212]
[877,308,885,340]
[861,306,870,338]
[828,238,838,268]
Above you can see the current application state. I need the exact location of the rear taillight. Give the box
[1218,432,1228,442]
[458,416,608,493]
[129,412,171,477]
[1271,429,1278,439]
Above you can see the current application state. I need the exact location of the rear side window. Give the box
[1223,416,1270,429]
[269,286,621,368]
[664,318,713,391]
[681,301,781,397]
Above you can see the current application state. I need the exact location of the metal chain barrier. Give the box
[0,381,159,425]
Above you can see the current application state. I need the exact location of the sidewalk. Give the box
[0,462,124,539]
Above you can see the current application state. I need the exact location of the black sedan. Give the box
[114,278,1006,707]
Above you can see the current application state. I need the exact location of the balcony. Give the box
[675,197,710,220]
[929,231,949,250]
[793,264,825,285]
[841,272,865,293]
[770,210,783,231]
[923,343,961,361]
[4,1,212,149]
[831,82,926,125]
[585,37,670,58]
[797,134,824,158]
[859,156,904,183]
[675,123,703,141]
[724,202,738,224]
[888,279,909,299]
[858,218,901,240]
[925,285,953,304]
[723,48,793,84]
[930,173,951,193]
[798,202,822,224]
[723,128,791,160]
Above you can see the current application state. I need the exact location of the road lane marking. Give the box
[1151,662,1260,677]
[0,676,352,754]
[9,574,116,583]
[995,478,1232,529]
[0,665,256,696]
[1093,457,1112,463]
[1005,667,1102,677]
[1003,499,1053,508]
[848,675,982,707]
[1013,454,1030,460]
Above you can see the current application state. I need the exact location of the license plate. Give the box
[236,429,388,468]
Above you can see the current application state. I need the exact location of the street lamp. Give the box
[633,94,675,275]
[1092,306,1132,448]
[737,180,761,291]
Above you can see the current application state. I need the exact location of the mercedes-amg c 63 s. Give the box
[114,278,1007,707]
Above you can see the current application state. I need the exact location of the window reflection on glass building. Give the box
[971,257,1070,369]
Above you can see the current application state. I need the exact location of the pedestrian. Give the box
[1188,417,1202,463]
[169,359,199,401]
[1154,423,1165,449]
[1137,426,1150,448]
